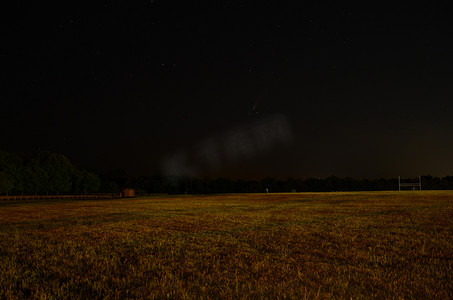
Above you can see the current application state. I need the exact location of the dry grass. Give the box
[0,191,452,298]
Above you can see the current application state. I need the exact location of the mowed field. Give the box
[0,192,452,299]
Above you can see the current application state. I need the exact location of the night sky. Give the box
[2,2,453,180]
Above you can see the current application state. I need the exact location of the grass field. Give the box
[0,191,452,299]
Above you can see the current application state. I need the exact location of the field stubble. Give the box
[0,191,452,298]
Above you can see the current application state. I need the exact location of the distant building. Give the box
[122,188,135,198]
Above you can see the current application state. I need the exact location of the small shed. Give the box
[122,188,135,198]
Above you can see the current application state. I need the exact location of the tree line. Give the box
[129,174,453,194]
[0,149,101,195]
[1,149,453,195]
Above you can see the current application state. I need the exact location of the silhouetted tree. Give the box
[102,169,128,190]
[261,177,277,193]
[36,152,75,194]
[0,171,13,195]
[211,178,233,193]
[100,180,119,194]
[72,169,101,194]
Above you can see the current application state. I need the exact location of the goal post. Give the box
[398,176,422,191]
